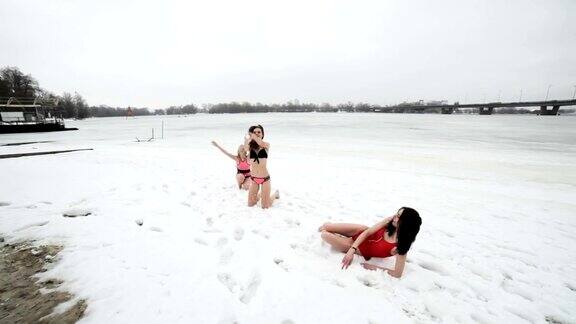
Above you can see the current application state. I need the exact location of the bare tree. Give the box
[0,66,40,98]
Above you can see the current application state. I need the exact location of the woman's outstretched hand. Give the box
[341,250,355,269]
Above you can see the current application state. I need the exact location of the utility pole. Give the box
[545,85,552,101]
[572,85,576,100]
[519,89,523,102]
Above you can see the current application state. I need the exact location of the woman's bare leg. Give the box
[320,232,355,253]
[241,177,251,190]
[318,223,368,237]
[236,174,246,189]
[247,182,259,207]
[260,181,278,209]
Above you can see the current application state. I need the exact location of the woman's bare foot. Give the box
[318,222,331,232]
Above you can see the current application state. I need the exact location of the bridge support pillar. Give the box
[479,107,494,115]
[539,105,560,116]
[441,107,454,114]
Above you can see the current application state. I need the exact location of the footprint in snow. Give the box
[62,209,93,217]
[217,272,238,293]
[16,221,50,232]
[357,274,379,287]
[417,261,450,276]
[273,258,289,271]
[251,229,269,239]
[220,249,234,265]
[239,272,261,304]
[284,218,301,227]
[149,226,163,232]
[0,201,12,207]
[216,237,229,247]
[206,217,214,226]
[331,279,345,288]
[234,228,244,241]
[289,242,309,252]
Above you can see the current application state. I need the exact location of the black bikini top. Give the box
[250,148,268,163]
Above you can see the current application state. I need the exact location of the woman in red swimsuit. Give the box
[318,207,422,278]
[244,125,279,208]
[211,141,252,190]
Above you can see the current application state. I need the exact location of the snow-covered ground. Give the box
[1,113,575,323]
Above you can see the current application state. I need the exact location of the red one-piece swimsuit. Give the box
[352,228,397,259]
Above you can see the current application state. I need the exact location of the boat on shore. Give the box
[0,122,77,134]
[0,97,78,134]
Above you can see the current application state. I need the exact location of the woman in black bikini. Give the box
[244,125,279,208]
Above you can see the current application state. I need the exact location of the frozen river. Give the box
[1,113,575,323]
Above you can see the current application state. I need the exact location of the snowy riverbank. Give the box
[1,113,575,323]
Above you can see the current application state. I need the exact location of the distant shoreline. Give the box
[66,110,576,120]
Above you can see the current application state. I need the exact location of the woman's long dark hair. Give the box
[248,125,264,152]
[385,207,422,255]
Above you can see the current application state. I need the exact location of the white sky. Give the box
[1,0,575,108]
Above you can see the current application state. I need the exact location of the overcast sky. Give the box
[1,0,575,108]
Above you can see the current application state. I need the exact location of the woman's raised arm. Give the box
[250,133,270,149]
[211,141,238,161]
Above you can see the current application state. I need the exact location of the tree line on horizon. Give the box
[0,67,198,119]
[2,66,573,117]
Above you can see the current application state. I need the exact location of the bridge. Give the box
[386,99,576,115]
